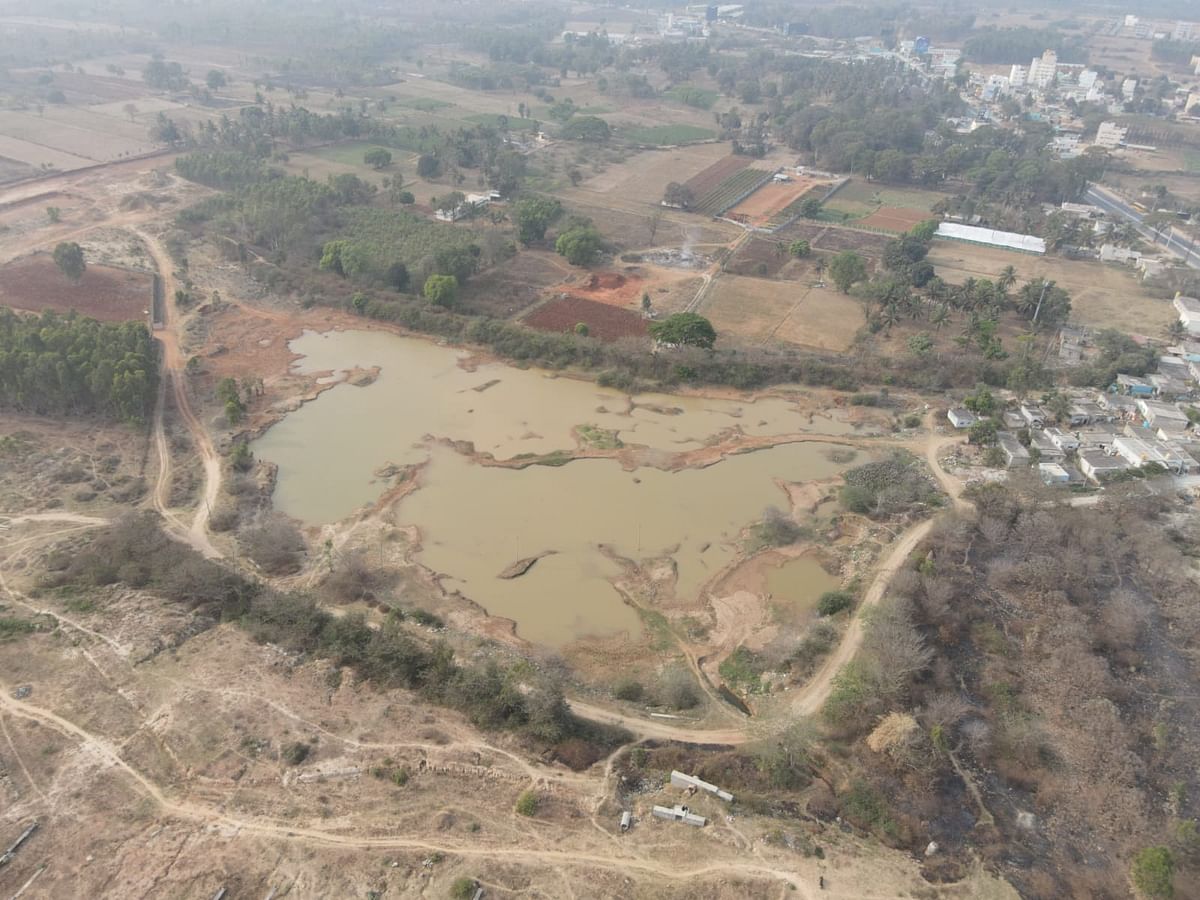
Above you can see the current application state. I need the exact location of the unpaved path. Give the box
[0,687,818,896]
[565,698,749,745]
[134,226,222,560]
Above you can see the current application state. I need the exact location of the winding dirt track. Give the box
[134,226,223,560]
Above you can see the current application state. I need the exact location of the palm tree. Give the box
[997,265,1017,294]
[930,304,950,331]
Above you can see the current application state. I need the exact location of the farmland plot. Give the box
[694,168,774,217]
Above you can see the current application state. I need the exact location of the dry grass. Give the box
[698,274,862,352]
[926,242,1178,336]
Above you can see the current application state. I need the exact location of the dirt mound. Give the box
[583,272,627,291]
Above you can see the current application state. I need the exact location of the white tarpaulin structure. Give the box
[935,222,1046,255]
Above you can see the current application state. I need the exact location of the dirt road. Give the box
[565,698,749,745]
[134,227,223,560]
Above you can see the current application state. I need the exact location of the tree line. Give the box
[0,308,158,423]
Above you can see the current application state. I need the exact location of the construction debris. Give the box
[652,805,706,827]
[670,770,733,803]
[620,811,632,832]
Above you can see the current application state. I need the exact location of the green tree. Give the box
[789,239,811,258]
[663,181,695,209]
[515,790,539,817]
[45,206,60,223]
[828,251,866,293]
[555,224,604,266]
[1130,846,1174,899]
[416,153,441,179]
[561,115,611,142]
[512,196,563,245]
[906,332,934,358]
[649,312,717,349]
[364,147,393,170]
[217,377,245,425]
[423,274,458,308]
[52,241,85,282]
[800,197,822,218]
[205,69,227,91]
[574,322,589,336]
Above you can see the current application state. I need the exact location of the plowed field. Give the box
[524,296,648,341]
[0,253,151,321]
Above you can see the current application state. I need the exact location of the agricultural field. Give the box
[857,207,932,233]
[726,175,834,228]
[726,236,813,280]
[682,154,751,198]
[459,250,575,318]
[774,221,892,260]
[693,167,774,217]
[619,124,716,146]
[698,273,861,352]
[523,295,648,341]
[822,179,947,221]
[927,240,1179,336]
[0,253,152,322]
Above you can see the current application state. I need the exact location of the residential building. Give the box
[1039,463,1071,485]
[1078,449,1130,482]
[1173,21,1194,42]
[1075,428,1121,452]
[1019,404,1047,429]
[1079,69,1099,90]
[1174,294,1200,336]
[1045,427,1081,452]
[1009,64,1028,89]
[1135,398,1191,434]
[1122,78,1138,100]
[1029,50,1058,88]
[1116,374,1156,397]
[998,432,1031,467]
[1030,432,1065,461]
[1095,121,1128,149]
[947,408,977,429]
[1112,435,1196,474]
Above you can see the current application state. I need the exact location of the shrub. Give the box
[656,665,700,710]
[515,789,539,817]
[281,741,311,765]
[450,877,477,900]
[614,679,644,701]
[1131,846,1174,898]
[817,590,854,616]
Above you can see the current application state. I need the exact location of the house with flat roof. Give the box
[1078,450,1130,482]
[1045,427,1081,453]
[947,408,977,429]
[1174,294,1200,337]
[1116,374,1156,397]
[1019,404,1047,429]
[1135,398,1191,434]
[1039,462,1071,484]
[1030,432,1065,461]
[997,432,1030,467]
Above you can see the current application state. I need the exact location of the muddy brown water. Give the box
[765,556,840,626]
[254,330,864,645]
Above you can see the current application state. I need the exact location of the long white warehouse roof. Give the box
[935,222,1046,254]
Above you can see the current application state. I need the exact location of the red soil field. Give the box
[0,253,152,322]
[859,206,931,233]
[525,296,649,341]
[550,271,649,308]
[682,155,751,197]
[727,176,826,226]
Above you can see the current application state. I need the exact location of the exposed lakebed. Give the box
[254,329,866,645]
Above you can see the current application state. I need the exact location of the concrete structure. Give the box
[1100,243,1141,264]
[652,805,706,827]
[620,811,632,832]
[1045,427,1081,453]
[1079,449,1129,482]
[1009,64,1027,89]
[1173,21,1194,42]
[947,408,977,429]
[935,223,1045,255]
[1122,78,1138,100]
[1030,432,1065,461]
[1039,463,1071,485]
[1116,374,1156,397]
[671,770,734,802]
[1113,435,1195,474]
[1019,404,1047,429]
[1079,69,1099,90]
[1174,294,1200,337]
[1029,50,1058,88]
[1136,398,1191,434]
[1095,121,1128,149]
[997,432,1030,467]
